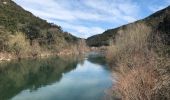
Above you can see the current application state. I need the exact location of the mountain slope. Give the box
[0,0,79,52]
[86,6,170,47]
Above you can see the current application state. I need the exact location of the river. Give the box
[0,54,113,100]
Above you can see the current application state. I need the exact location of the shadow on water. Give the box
[0,56,79,100]
[88,56,106,66]
[87,54,112,71]
[0,54,113,100]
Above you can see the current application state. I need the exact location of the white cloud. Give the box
[50,20,105,38]
[82,0,139,22]
[13,0,140,38]
[13,0,140,22]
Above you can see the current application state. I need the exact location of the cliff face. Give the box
[86,6,170,47]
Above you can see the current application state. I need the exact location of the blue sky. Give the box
[13,0,170,38]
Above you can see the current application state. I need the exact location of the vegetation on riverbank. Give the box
[0,0,89,61]
[0,0,169,99]
[85,6,170,100]
[106,23,170,100]
[0,29,88,61]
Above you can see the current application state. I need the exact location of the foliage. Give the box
[106,23,170,100]
[0,0,80,58]
[0,27,11,51]
[8,32,30,58]
[0,0,78,45]
[87,6,170,47]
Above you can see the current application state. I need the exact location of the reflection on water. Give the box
[0,55,112,100]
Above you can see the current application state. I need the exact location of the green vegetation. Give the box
[0,0,82,59]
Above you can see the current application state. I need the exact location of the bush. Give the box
[29,40,42,58]
[106,23,170,100]
[115,57,170,100]
[0,28,11,52]
[106,23,151,64]
[116,67,158,100]
[8,32,30,58]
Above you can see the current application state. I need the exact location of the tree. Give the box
[23,24,40,45]
[8,32,30,58]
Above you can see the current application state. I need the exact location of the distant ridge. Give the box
[86,6,170,47]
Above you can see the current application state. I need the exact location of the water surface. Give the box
[0,55,112,100]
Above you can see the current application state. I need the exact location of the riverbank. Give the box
[0,53,13,61]
[0,47,89,62]
[105,23,170,100]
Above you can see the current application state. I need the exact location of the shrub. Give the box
[106,23,151,64]
[116,67,158,100]
[0,28,11,52]
[8,32,30,58]
[106,23,170,100]
[115,57,170,100]
[29,40,42,58]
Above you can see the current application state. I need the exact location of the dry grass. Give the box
[8,32,31,58]
[57,39,89,56]
[115,57,170,100]
[116,67,158,100]
[0,33,89,60]
[106,23,170,100]
[106,23,151,64]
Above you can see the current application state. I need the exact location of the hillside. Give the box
[95,6,170,100]
[86,6,170,47]
[0,0,80,58]
[0,0,79,48]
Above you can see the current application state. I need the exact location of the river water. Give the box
[0,55,113,100]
